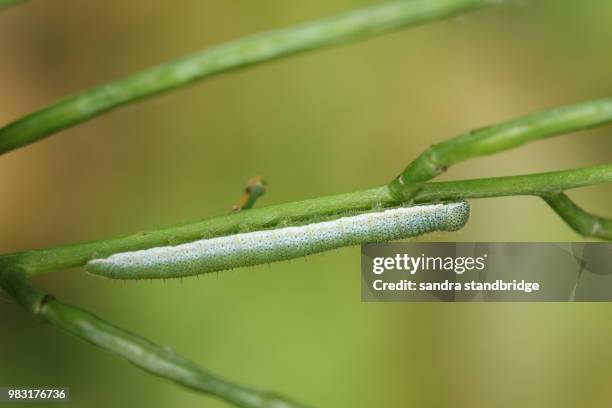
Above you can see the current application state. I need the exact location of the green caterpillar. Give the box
[87,201,470,280]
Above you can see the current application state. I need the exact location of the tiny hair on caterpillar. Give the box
[87,201,470,280]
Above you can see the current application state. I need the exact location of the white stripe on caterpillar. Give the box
[87,201,470,280]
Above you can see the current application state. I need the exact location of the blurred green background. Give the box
[1,1,612,407]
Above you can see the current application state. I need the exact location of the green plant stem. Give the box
[0,0,497,156]
[389,98,612,200]
[0,268,307,408]
[414,165,612,201]
[1,164,610,277]
[541,192,612,240]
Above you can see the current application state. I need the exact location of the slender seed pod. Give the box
[87,201,470,280]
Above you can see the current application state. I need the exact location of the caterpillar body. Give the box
[87,201,470,280]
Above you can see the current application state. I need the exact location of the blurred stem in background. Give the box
[0,268,307,408]
[0,0,498,155]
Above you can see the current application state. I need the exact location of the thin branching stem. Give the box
[415,165,612,201]
[541,193,612,240]
[389,98,612,200]
[0,0,498,155]
[1,164,610,277]
[0,268,307,408]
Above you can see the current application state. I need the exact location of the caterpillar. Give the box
[87,201,470,280]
